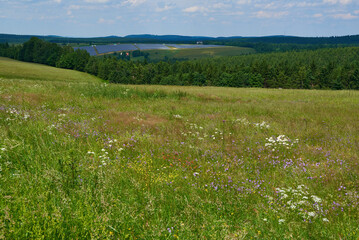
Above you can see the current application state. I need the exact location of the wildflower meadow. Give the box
[0,57,358,239]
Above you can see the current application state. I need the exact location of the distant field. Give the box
[132,46,255,61]
[0,57,358,239]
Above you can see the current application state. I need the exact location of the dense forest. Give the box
[1,37,359,90]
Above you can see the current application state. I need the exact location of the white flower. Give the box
[0,148,6,151]
[308,212,316,217]
[311,195,322,203]
[278,219,285,224]
[263,218,267,222]
[322,218,329,222]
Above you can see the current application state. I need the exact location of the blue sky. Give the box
[0,0,359,37]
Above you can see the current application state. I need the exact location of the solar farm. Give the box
[73,43,226,56]
[96,44,137,54]
[73,46,97,56]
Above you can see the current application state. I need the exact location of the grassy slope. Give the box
[131,46,255,61]
[0,57,100,83]
[0,57,358,239]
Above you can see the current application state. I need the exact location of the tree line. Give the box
[1,37,358,90]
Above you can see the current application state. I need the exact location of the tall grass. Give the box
[0,57,358,239]
[76,83,189,100]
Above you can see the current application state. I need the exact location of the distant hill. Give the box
[1,33,359,45]
[124,34,214,42]
[124,34,359,45]
[216,35,359,45]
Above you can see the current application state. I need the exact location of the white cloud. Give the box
[255,2,276,9]
[40,15,59,20]
[183,6,208,13]
[85,0,109,3]
[227,11,244,16]
[284,2,321,8]
[155,5,173,12]
[254,11,289,18]
[313,13,323,17]
[98,17,115,24]
[332,13,358,19]
[69,5,81,10]
[237,0,251,4]
[68,4,99,11]
[355,10,359,14]
[323,0,352,5]
[54,0,61,3]
[212,3,230,9]
[123,0,146,7]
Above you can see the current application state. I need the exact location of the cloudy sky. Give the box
[0,0,358,37]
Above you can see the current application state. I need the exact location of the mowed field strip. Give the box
[131,46,255,61]
[0,57,358,239]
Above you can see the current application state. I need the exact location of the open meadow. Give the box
[0,57,358,239]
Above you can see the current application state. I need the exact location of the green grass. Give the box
[0,57,100,83]
[0,57,358,239]
[130,46,255,61]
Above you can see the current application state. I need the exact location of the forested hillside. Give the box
[2,33,359,53]
[1,37,358,90]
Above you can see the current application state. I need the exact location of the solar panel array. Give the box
[136,44,170,50]
[73,44,226,56]
[167,44,224,49]
[73,46,97,56]
[95,44,137,54]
